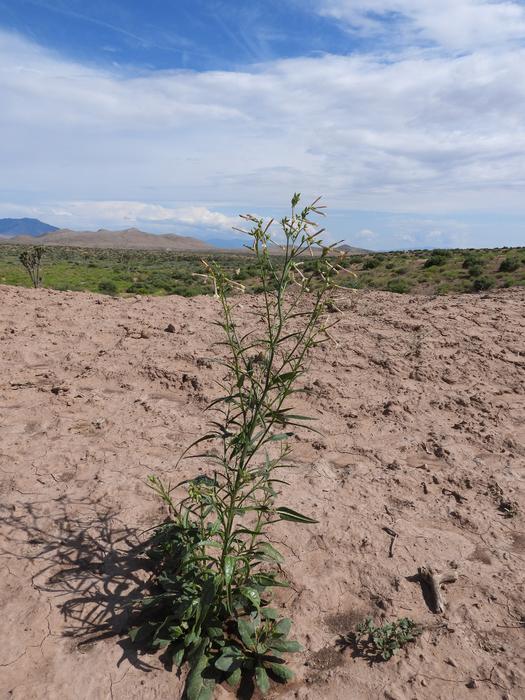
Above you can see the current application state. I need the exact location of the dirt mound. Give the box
[0,285,523,700]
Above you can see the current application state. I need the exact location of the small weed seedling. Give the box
[354,617,421,661]
[498,498,519,519]
[488,480,519,519]
[19,246,44,288]
[129,194,346,699]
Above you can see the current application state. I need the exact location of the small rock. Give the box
[445,657,457,668]
[466,679,478,689]
[51,385,69,395]
[165,323,176,333]
[384,690,402,700]
[140,329,150,339]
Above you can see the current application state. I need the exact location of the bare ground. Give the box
[0,284,524,700]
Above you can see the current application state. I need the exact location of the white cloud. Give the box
[0,24,525,247]
[357,228,377,239]
[58,201,237,230]
[0,199,237,233]
[389,215,472,248]
[316,1,525,50]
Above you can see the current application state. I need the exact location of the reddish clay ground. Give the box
[1,285,524,699]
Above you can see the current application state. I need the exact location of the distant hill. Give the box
[0,218,58,236]
[335,244,371,254]
[261,242,371,256]
[4,227,217,251]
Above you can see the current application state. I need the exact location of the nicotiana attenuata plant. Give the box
[129,194,347,699]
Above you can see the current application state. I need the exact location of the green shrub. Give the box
[387,278,411,294]
[126,282,155,295]
[128,194,342,698]
[472,276,494,292]
[363,257,381,270]
[423,249,452,268]
[340,277,362,289]
[499,256,520,273]
[462,254,482,270]
[468,264,483,278]
[98,279,118,295]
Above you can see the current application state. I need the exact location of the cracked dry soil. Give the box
[0,285,524,699]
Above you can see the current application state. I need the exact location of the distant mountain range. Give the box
[3,226,217,251]
[0,217,58,236]
[0,217,370,253]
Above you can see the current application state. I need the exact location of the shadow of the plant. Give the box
[0,497,290,698]
[0,495,163,672]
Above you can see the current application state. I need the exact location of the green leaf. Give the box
[255,665,270,694]
[185,642,215,700]
[197,540,222,548]
[265,661,294,682]
[260,607,279,620]
[152,637,172,649]
[253,572,289,588]
[276,506,318,524]
[223,555,235,585]
[172,646,185,667]
[237,617,255,648]
[268,433,291,442]
[185,630,200,646]
[240,586,260,608]
[215,654,239,673]
[270,639,303,653]
[198,577,217,623]
[221,644,243,657]
[275,618,292,636]
[280,414,314,422]
[226,667,242,688]
[206,627,224,640]
[255,542,284,564]
[128,626,142,643]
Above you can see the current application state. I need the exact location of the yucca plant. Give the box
[129,194,345,699]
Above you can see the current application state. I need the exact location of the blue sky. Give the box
[1,0,524,249]
[0,0,357,71]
